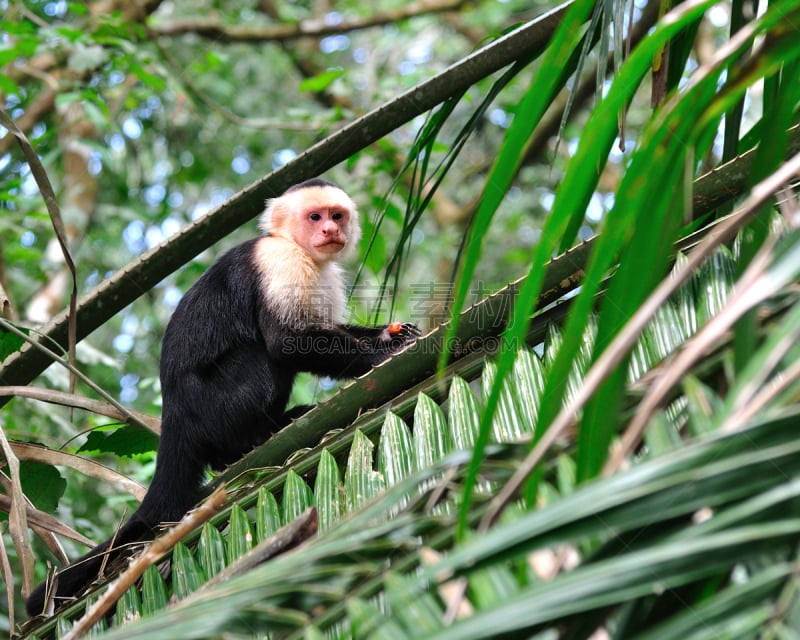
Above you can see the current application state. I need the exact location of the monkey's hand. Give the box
[381,322,421,351]
[340,322,421,362]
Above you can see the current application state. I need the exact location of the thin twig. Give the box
[722,351,800,432]
[0,386,160,433]
[150,0,467,42]
[64,487,227,640]
[0,416,31,628]
[0,318,154,432]
[10,442,146,502]
[0,493,93,546]
[0,108,79,393]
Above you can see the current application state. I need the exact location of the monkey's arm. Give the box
[267,323,419,379]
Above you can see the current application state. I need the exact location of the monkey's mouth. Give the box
[316,240,345,250]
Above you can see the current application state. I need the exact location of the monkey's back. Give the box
[158,239,295,471]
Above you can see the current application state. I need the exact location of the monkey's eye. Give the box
[332,211,344,220]
[309,212,322,221]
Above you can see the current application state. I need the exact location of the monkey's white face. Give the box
[294,205,352,263]
[261,184,362,264]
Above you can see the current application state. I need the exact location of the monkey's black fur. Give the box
[26,185,418,616]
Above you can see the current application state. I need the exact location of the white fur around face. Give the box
[252,235,346,328]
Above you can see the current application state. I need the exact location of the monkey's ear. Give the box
[343,209,362,259]
[259,198,283,234]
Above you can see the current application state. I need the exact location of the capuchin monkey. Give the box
[26,178,420,616]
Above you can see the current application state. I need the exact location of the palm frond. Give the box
[26,220,800,637]
[83,403,800,639]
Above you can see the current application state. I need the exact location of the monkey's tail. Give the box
[25,442,205,617]
[24,510,153,617]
